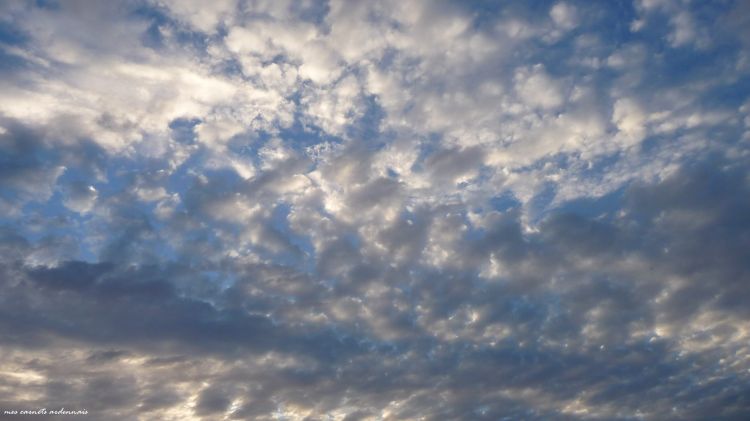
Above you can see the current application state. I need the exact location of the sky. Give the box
[0,0,749,419]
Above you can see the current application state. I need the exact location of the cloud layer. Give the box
[1,0,749,419]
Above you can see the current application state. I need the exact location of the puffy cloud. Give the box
[612,97,647,145]
[2,158,750,419]
[550,2,578,31]
[158,0,238,33]
[61,182,98,213]
[1,1,749,419]
[515,64,565,110]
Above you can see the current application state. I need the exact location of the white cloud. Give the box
[2,3,749,418]
[668,10,701,48]
[515,64,564,110]
[62,184,98,213]
[612,97,647,145]
[158,0,238,33]
[550,2,578,30]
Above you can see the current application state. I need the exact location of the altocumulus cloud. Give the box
[0,0,749,420]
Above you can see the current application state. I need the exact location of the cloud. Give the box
[515,64,565,110]
[550,2,578,31]
[1,0,749,419]
[61,182,98,213]
[1,154,748,419]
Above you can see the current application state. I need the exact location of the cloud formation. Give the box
[1,0,749,419]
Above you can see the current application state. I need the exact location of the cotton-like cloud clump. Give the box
[1,0,749,419]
